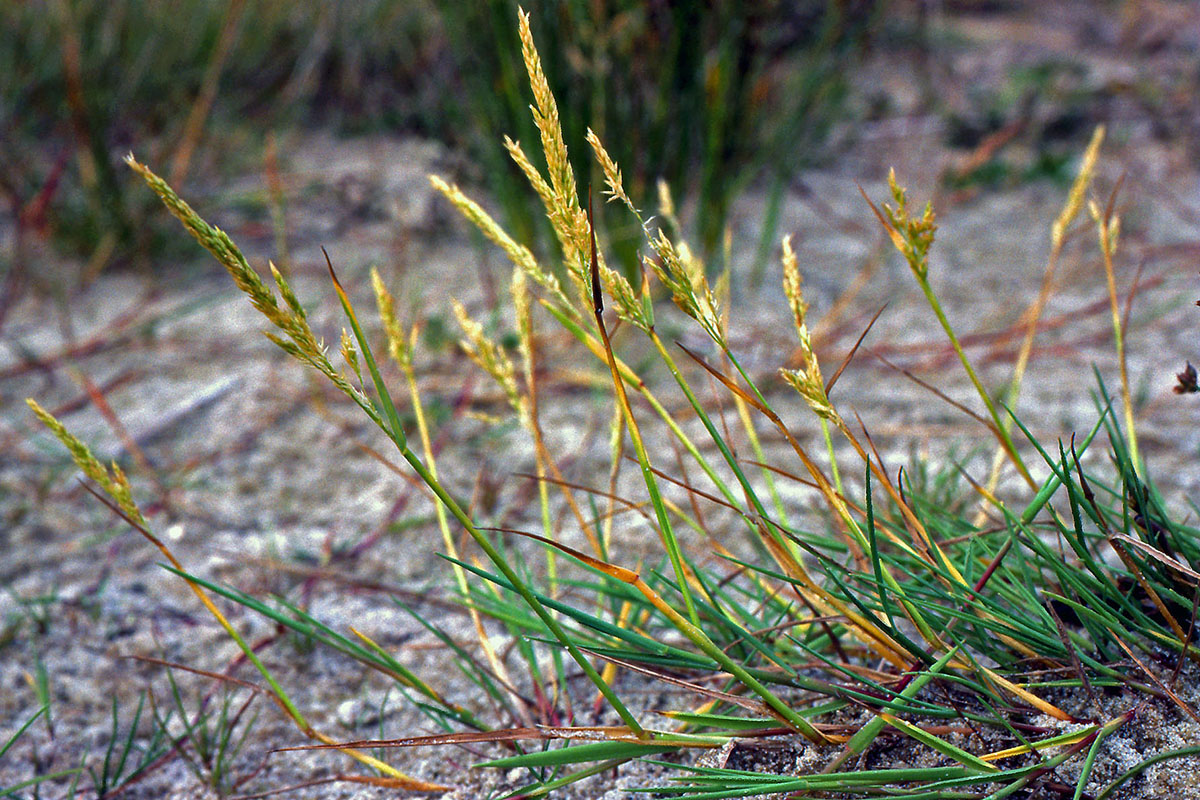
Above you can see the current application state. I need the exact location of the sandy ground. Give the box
[4,1,1200,797]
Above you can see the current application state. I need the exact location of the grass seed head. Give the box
[451,299,526,424]
[128,155,367,408]
[1052,125,1105,250]
[25,398,147,528]
[429,175,564,303]
[339,328,362,383]
[657,179,677,227]
[371,268,412,369]
[586,128,638,215]
[644,231,723,344]
[517,6,591,278]
[517,8,578,217]
[1089,199,1121,254]
[883,169,937,277]
[127,155,284,324]
[504,136,559,219]
[781,235,810,343]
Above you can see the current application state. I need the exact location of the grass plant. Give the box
[91,695,167,798]
[148,665,261,796]
[21,7,1200,800]
[0,690,176,800]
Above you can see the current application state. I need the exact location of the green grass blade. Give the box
[0,705,45,761]
[480,740,681,769]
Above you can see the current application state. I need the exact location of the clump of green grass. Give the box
[0,0,454,274]
[3,1,869,282]
[438,0,878,278]
[0,689,174,799]
[23,7,1200,800]
[941,59,1095,192]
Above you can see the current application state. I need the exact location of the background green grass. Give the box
[0,0,878,277]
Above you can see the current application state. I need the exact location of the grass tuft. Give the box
[21,7,1200,800]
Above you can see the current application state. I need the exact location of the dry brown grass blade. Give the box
[71,366,154,473]
[635,458,748,520]
[871,352,995,430]
[526,725,660,743]
[232,773,451,800]
[1111,635,1200,723]
[232,556,459,612]
[949,115,1028,182]
[1103,171,1126,224]
[513,473,650,523]
[1172,588,1200,688]
[275,721,729,754]
[170,0,246,187]
[1108,538,1190,646]
[824,303,887,397]
[275,728,550,751]
[806,240,888,356]
[1043,600,1099,713]
[978,668,1074,722]
[676,341,768,414]
[132,656,266,695]
[744,459,870,521]
[856,286,1161,376]
[857,182,905,251]
[1122,258,1148,335]
[1109,533,1200,584]
[578,652,776,717]
[516,448,612,556]
[942,466,1005,539]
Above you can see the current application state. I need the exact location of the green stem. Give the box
[401,445,642,733]
[913,272,1035,489]
[593,310,699,628]
[336,271,643,734]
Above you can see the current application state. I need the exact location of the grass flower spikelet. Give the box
[1052,125,1105,250]
[504,136,558,221]
[429,175,565,305]
[586,128,638,215]
[26,398,147,527]
[371,267,413,369]
[882,169,938,277]
[452,299,526,424]
[130,154,381,428]
[517,8,579,223]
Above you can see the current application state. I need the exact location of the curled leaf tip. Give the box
[588,186,603,316]
[322,245,344,289]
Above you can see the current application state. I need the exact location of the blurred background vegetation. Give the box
[0,0,882,279]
